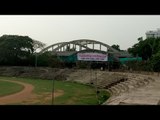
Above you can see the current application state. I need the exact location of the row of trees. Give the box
[109,39,160,72]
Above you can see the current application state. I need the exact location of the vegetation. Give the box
[0,35,45,66]
[76,61,91,69]
[111,44,120,51]
[0,77,110,105]
[1,34,160,72]
[150,51,160,72]
[127,37,160,72]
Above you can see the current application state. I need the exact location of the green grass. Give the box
[0,80,24,97]
[0,76,110,105]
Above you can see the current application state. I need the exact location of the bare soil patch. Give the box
[0,80,34,105]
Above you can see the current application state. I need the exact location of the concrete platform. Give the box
[103,74,160,105]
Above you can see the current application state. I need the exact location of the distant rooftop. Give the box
[146,28,160,38]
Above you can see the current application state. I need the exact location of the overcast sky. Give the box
[0,15,160,50]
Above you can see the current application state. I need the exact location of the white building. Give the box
[146,28,160,38]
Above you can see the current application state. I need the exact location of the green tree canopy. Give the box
[111,44,120,51]
[150,51,160,72]
[128,37,160,60]
[0,35,45,66]
[33,39,46,52]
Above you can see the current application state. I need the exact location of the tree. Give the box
[0,35,45,66]
[137,37,143,41]
[150,51,160,72]
[127,37,160,72]
[128,37,160,60]
[37,51,65,68]
[33,39,46,52]
[111,44,120,51]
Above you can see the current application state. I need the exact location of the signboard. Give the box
[77,53,108,61]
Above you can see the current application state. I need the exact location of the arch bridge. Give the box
[39,39,122,56]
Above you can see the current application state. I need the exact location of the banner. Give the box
[77,53,108,61]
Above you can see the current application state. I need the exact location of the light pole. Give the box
[51,78,55,105]
[35,52,37,67]
[95,62,101,105]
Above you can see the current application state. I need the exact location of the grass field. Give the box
[0,76,110,105]
[0,80,24,97]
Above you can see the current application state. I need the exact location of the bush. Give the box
[76,61,90,69]
[125,60,152,72]
[150,51,160,72]
[97,91,110,104]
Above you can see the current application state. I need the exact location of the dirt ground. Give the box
[0,80,34,105]
[0,80,64,105]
